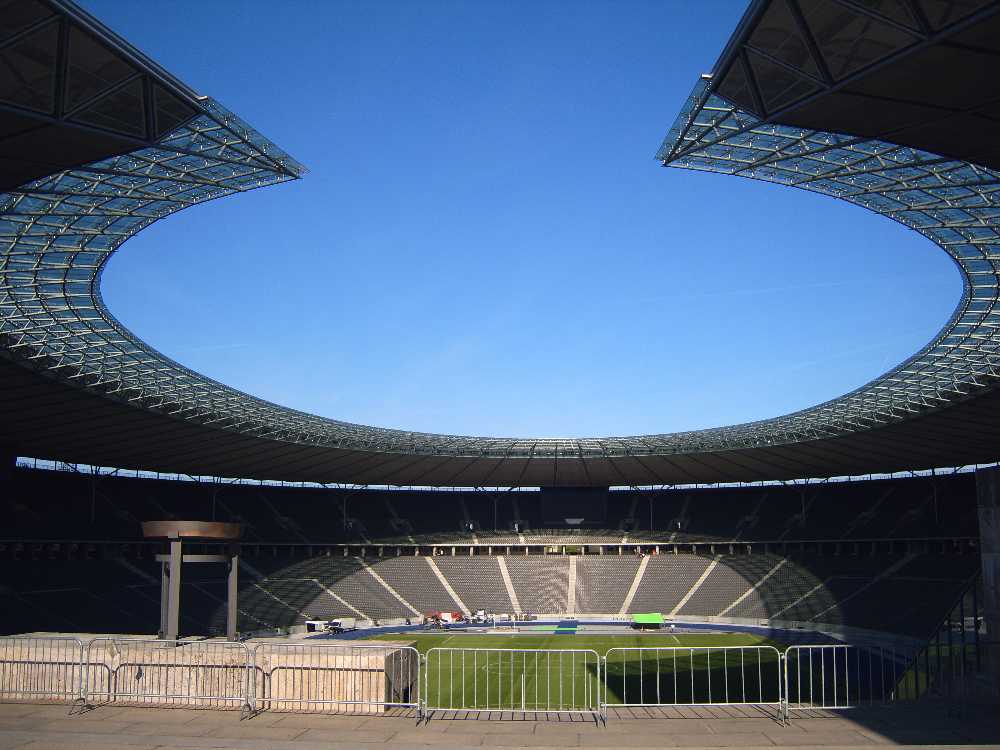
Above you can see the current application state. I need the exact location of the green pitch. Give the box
[362,630,780,654]
[362,631,784,710]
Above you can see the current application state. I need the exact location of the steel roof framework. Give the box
[658,76,1000,443]
[1,0,999,484]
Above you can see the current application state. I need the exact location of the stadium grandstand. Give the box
[1,464,983,640]
[0,0,999,744]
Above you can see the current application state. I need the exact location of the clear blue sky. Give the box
[87,0,959,439]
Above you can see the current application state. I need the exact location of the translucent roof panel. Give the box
[2,0,999,486]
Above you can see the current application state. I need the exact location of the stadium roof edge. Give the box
[1,0,999,486]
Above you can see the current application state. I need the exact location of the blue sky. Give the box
[86,0,960,439]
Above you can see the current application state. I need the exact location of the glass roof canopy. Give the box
[4,80,998,463]
[1,0,998,479]
[657,76,1000,449]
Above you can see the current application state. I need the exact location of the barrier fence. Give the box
[82,638,253,712]
[0,636,83,704]
[893,638,998,704]
[603,646,783,716]
[252,642,420,715]
[424,647,601,718]
[1,637,986,720]
[782,644,904,718]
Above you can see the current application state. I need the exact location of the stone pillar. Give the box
[976,467,1000,690]
[227,544,239,642]
[159,560,170,639]
[166,538,182,641]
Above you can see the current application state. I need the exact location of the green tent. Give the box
[632,612,664,625]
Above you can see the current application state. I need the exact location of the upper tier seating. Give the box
[5,467,979,546]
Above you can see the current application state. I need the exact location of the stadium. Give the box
[1,0,999,746]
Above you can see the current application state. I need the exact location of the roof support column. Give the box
[161,539,184,641]
[158,558,169,639]
[226,543,239,642]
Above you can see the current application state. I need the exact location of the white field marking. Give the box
[116,557,157,584]
[185,581,271,628]
[768,578,830,619]
[718,558,787,616]
[269,576,368,620]
[496,556,521,613]
[239,559,266,581]
[619,554,650,615]
[567,556,578,615]
[670,555,721,616]
[811,555,915,620]
[426,556,470,616]
[312,579,367,620]
[251,581,306,617]
[359,557,420,617]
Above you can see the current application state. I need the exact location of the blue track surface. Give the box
[308,618,846,644]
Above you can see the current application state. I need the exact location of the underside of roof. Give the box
[707,0,1000,170]
[0,0,204,191]
[1,0,999,486]
[4,355,1000,485]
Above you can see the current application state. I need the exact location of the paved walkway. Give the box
[0,702,998,749]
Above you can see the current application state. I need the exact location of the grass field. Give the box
[363,630,782,654]
[362,631,785,710]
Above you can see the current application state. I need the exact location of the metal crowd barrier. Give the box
[0,636,84,704]
[603,646,783,717]
[781,644,905,720]
[423,647,601,719]
[82,638,253,713]
[252,642,420,715]
[4,637,970,724]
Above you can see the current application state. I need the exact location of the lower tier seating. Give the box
[0,551,976,641]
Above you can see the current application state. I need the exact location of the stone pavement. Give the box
[0,702,998,750]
